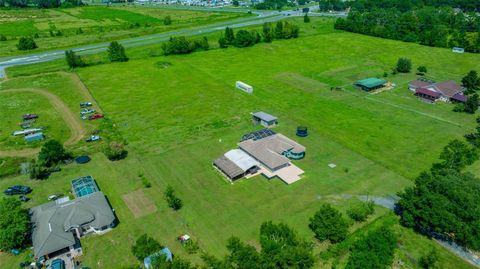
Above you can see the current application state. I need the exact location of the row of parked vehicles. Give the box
[79,102,104,121]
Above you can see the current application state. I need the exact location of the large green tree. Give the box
[396,169,480,250]
[232,30,256,48]
[439,139,478,170]
[107,41,128,62]
[131,234,163,261]
[345,226,397,269]
[65,50,85,69]
[462,70,480,93]
[38,139,68,167]
[17,37,37,51]
[202,222,314,269]
[0,197,29,250]
[309,204,349,243]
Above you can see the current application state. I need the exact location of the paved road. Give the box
[0,9,345,77]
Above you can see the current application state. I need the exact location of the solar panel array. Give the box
[241,129,276,142]
[72,176,99,198]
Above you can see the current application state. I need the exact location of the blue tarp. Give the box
[144,248,173,268]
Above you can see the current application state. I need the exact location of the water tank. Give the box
[296,126,308,137]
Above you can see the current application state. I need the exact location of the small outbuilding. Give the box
[252,111,277,127]
[144,248,173,268]
[24,132,44,142]
[355,78,387,91]
[235,81,253,94]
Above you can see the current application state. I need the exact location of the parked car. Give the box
[80,109,96,115]
[81,115,87,120]
[50,259,65,269]
[48,194,63,201]
[88,114,104,120]
[19,195,30,202]
[80,102,92,108]
[85,135,101,142]
[22,114,38,120]
[4,185,31,195]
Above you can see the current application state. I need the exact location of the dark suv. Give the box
[4,185,32,195]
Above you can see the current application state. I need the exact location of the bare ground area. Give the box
[122,189,157,219]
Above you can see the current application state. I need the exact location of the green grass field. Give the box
[0,17,479,268]
[0,6,251,56]
[0,91,70,150]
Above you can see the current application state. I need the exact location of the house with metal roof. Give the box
[238,133,305,184]
[30,179,115,259]
[213,149,259,181]
[355,78,387,91]
[252,111,278,127]
[409,79,467,103]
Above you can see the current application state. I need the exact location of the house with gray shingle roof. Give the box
[30,186,115,259]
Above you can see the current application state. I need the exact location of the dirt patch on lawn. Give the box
[122,189,157,218]
[275,72,328,92]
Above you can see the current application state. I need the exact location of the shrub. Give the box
[104,141,128,161]
[164,185,183,210]
[347,200,375,222]
[0,34,7,41]
[304,13,310,23]
[164,15,172,25]
[396,57,412,73]
[218,36,228,48]
[17,37,37,50]
[418,65,427,74]
[184,239,200,254]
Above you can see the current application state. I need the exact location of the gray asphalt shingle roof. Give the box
[30,191,115,258]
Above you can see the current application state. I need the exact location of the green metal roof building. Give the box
[355,78,387,91]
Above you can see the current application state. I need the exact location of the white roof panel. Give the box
[224,149,259,171]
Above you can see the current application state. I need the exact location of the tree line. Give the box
[396,119,480,250]
[319,0,480,12]
[0,0,82,8]
[334,7,480,53]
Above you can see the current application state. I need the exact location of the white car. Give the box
[86,135,101,142]
[80,108,96,115]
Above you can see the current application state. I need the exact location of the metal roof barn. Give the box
[355,78,387,91]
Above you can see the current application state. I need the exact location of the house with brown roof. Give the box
[409,79,468,103]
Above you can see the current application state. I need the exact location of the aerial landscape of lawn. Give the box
[1,7,480,269]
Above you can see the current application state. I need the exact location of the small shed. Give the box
[452,47,465,53]
[24,132,44,142]
[235,81,253,94]
[355,78,387,91]
[144,248,173,268]
[252,111,277,127]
